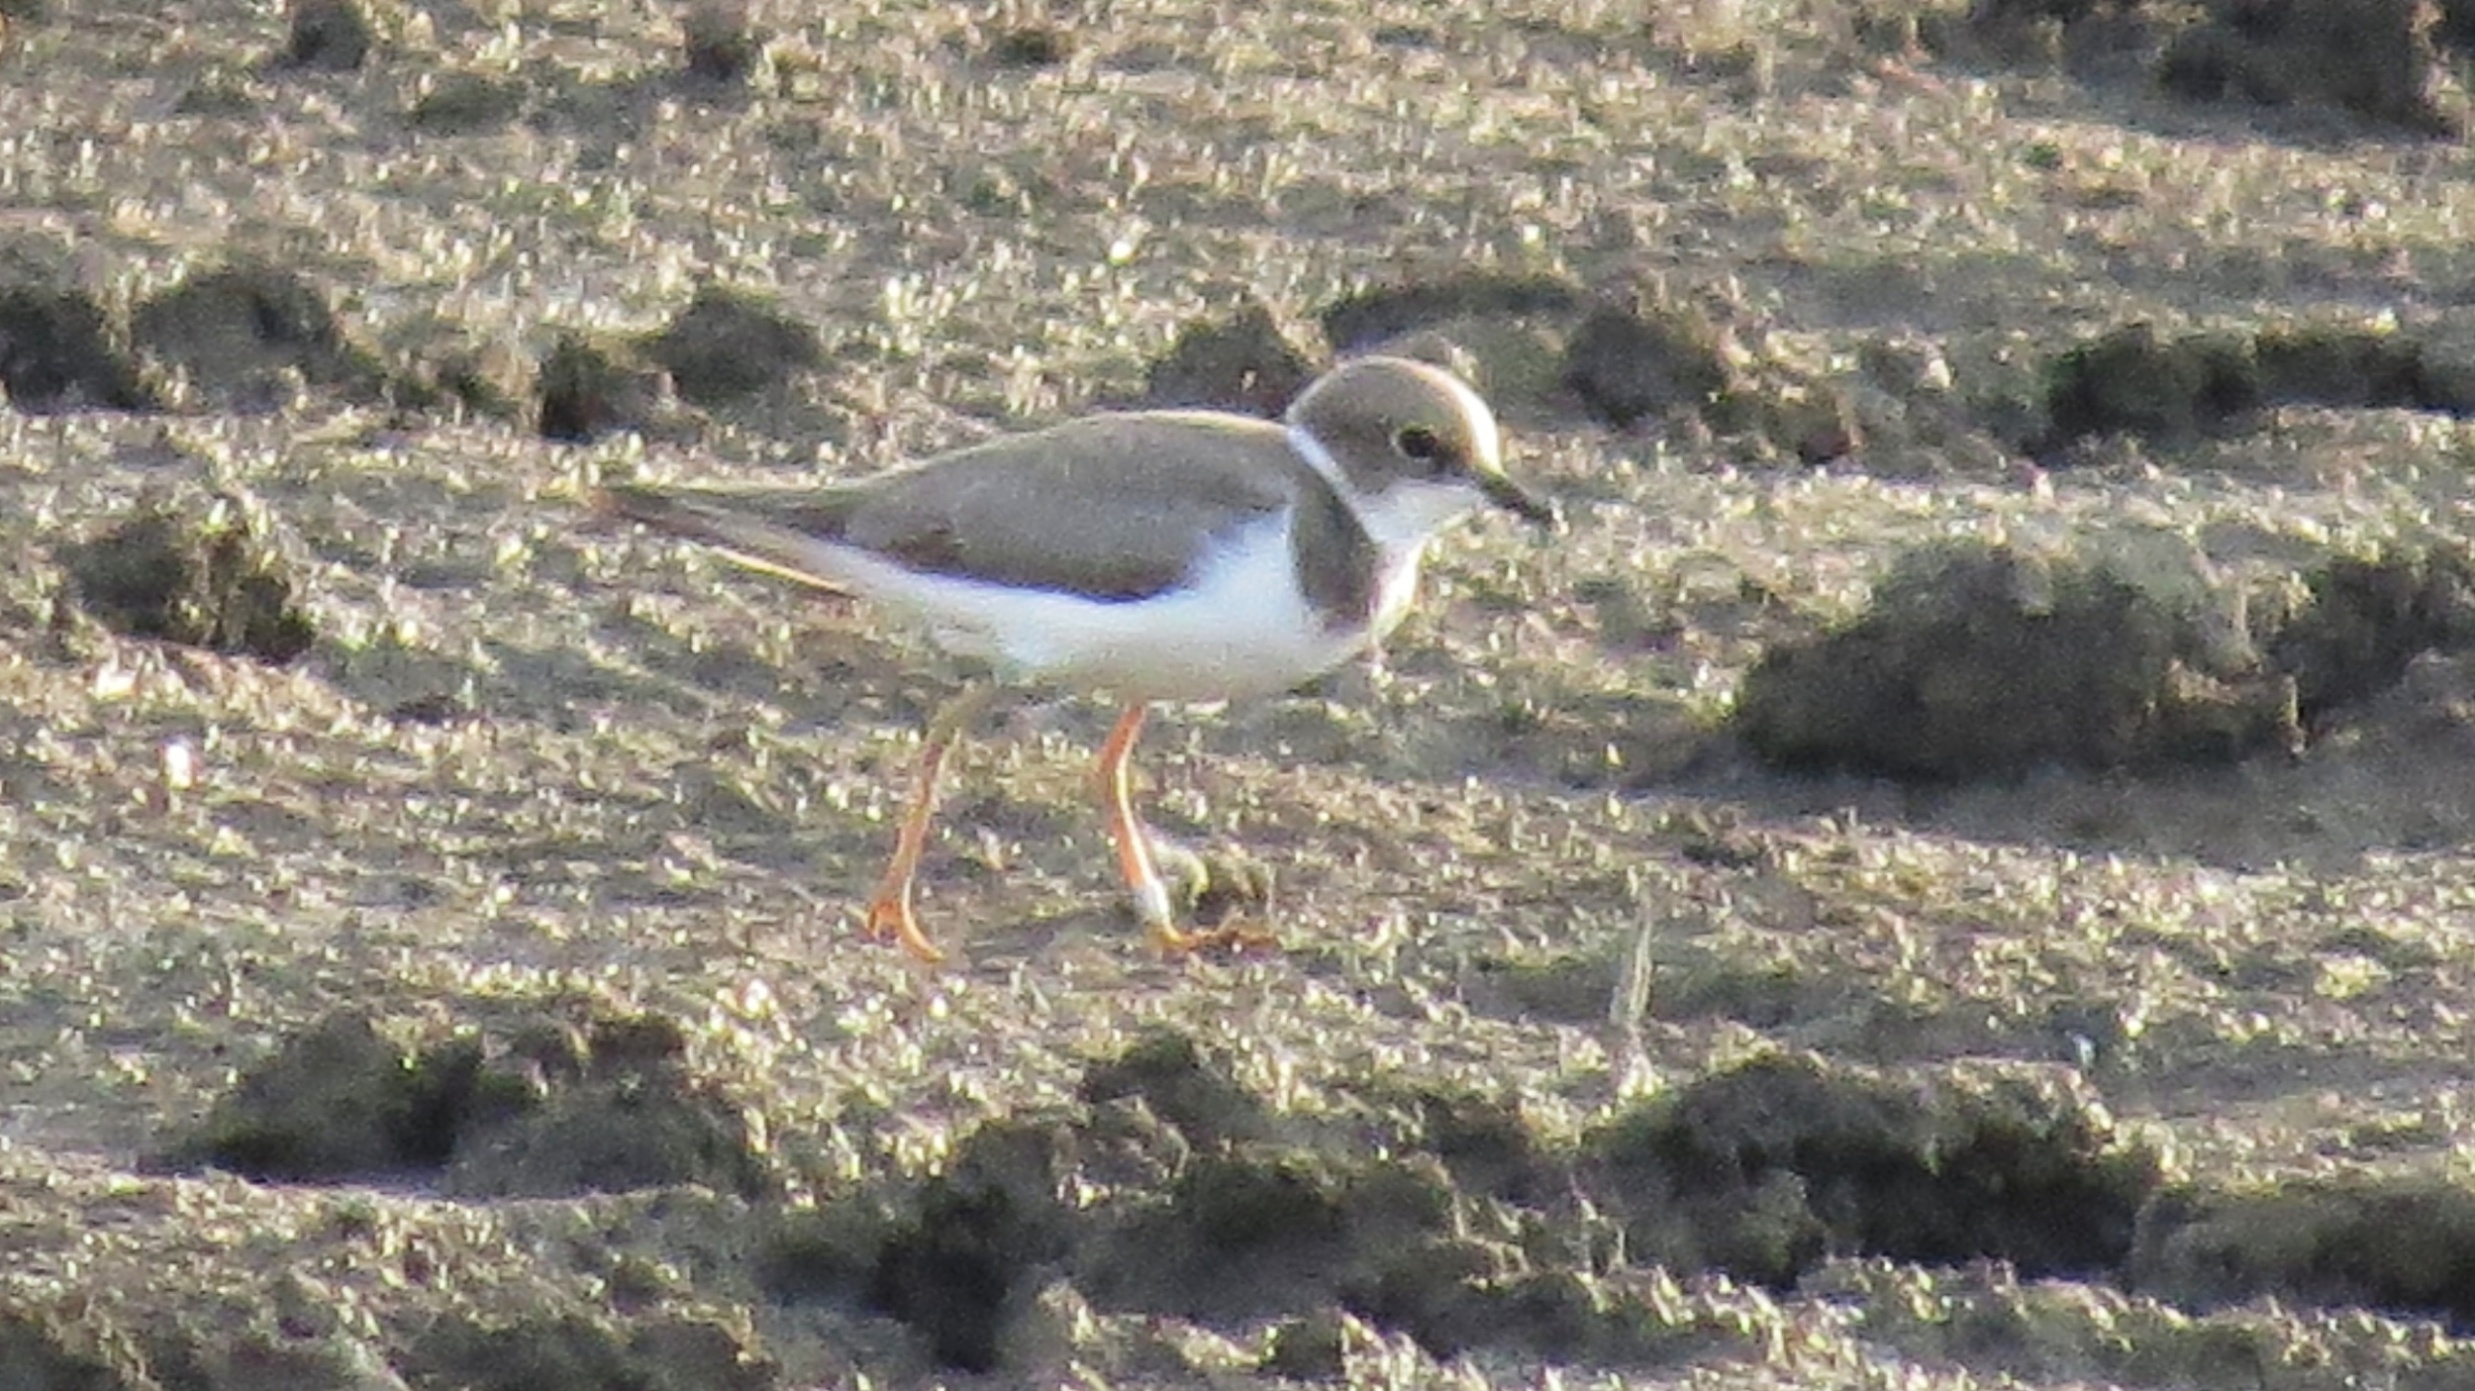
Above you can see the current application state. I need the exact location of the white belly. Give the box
[813,511,1420,702]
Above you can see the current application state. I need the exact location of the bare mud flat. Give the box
[7,2,2475,1387]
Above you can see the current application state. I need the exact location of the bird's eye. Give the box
[1393,425,1445,467]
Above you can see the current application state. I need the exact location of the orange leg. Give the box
[1094,703,1186,950]
[1094,703,1275,954]
[863,686,992,964]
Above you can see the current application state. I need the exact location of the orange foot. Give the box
[1131,867,1282,958]
[855,686,993,969]
[864,888,947,965]
[1147,917,1283,956]
[1140,834,1278,956]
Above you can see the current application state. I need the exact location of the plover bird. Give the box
[599,355,1553,962]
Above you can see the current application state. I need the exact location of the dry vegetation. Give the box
[8,0,2475,1387]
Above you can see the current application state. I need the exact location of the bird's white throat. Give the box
[1285,422,1492,554]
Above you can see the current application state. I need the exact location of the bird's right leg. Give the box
[862,684,994,963]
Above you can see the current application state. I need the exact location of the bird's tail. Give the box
[593,484,859,596]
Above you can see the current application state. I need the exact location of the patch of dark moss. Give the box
[1865,1,2027,66]
[1416,1090,1559,1204]
[537,331,671,441]
[2159,0,2465,137]
[865,1120,1079,1372]
[445,1011,770,1201]
[642,283,820,404]
[406,1311,774,1391]
[175,1329,398,1391]
[279,0,372,72]
[1347,1259,1731,1368]
[2130,1177,2475,1327]
[1080,1150,1350,1321]
[1073,1028,1274,1149]
[1559,291,1858,460]
[2044,320,2475,450]
[410,71,528,133]
[160,1005,770,1197]
[1082,1148,1460,1334]
[2042,322,2260,449]
[2271,546,2475,721]
[1735,538,2298,779]
[1140,297,1318,416]
[395,1035,542,1167]
[765,1037,1384,1371]
[774,1033,2181,1374]
[681,2,764,85]
[1588,1052,2160,1288]
[1955,0,2161,71]
[443,1070,771,1200]
[628,1317,778,1391]
[406,1314,637,1391]
[1320,272,1585,352]
[383,313,534,421]
[1457,951,1617,1025]
[2254,323,2430,408]
[62,496,316,664]
[1260,1308,1357,1379]
[166,1010,428,1181]
[1561,296,1736,429]
[130,262,384,409]
[2251,321,2454,411]
[1739,534,2475,780]
[587,1010,690,1071]
[2444,0,2475,49]
[0,284,155,411]
[1971,0,2108,23]
[987,24,1071,67]
[1374,326,1483,385]
[1336,1236,1505,1345]
[757,1196,906,1304]
[0,1302,155,1391]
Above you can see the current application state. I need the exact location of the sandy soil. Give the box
[6,1,2475,1388]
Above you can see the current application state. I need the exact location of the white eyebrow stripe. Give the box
[1286,422,1348,491]
[1428,366,1502,471]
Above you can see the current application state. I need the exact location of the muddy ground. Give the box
[7,1,2475,1388]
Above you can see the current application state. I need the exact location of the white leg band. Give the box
[1129,876,1175,929]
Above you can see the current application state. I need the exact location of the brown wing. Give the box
[774,413,1306,600]
[597,413,1307,601]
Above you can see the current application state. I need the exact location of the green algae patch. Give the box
[160,1006,775,1200]
[131,261,386,410]
[0,279,154,411]
[1735,536,2296,779]
[1739,535,2475,780]
[1140,297,1320,416]
[61,493,317,665]
[643,283,822,406]
[759,1029,1780,1375]
[2131,1176,2475,1327]
[2044,319,2475,452]
[535,331,675,441]
[1587,1052,2162,1287]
